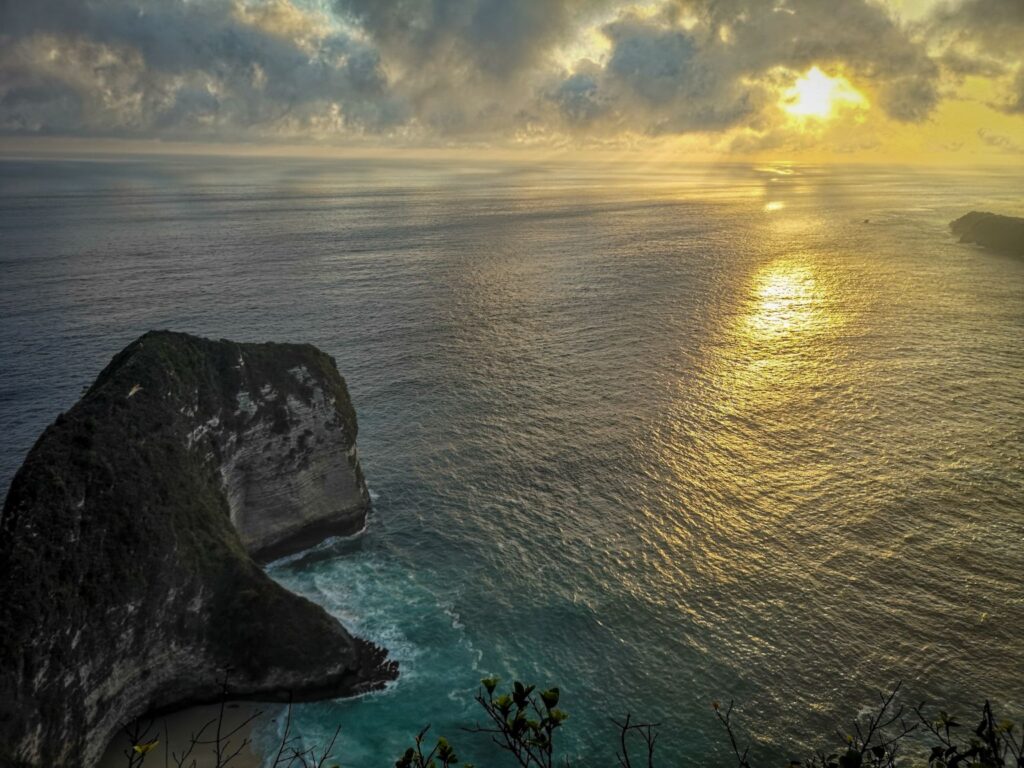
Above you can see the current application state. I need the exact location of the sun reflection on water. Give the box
[743,258,828,343]
[651,255,847,571]
[651,254,846,583]
[720,255,844,422]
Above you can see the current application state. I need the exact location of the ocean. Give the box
[1,156,1021,766]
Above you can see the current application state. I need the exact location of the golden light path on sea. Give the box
[647,195,855,583]
[745,259,828,343]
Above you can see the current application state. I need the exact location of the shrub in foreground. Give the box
[120,676,1023,768]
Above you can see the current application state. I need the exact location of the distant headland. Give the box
[950,211,1024,256]
[0,331,396,768]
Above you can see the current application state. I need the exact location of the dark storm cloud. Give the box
[327,0,619,138]
[0,0,401,137]
[333,0,608,80]
[927,0,1024,55]
[938,50,1007,79]
[0,0,1018,144]
[546,12,761,135]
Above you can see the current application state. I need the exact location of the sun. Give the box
[782,66,866,119]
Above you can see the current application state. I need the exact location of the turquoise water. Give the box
[1,158,1022,766]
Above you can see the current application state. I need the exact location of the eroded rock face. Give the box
[0,331,395,768]
[204,360,370,561]
[950,211,1024,256]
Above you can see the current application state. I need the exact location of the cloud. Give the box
[925,0,1024,113]
[544,0,939,138]
[0,0,402,139]
[0,0,1017,147]
[996,68,1024,115]
[978,127,1024,153]
[544,12,763,137]
[690,0,941,123]
[927,0,1024,57]
[333,0,607,81]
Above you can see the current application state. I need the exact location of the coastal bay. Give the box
[1,159,1022,766]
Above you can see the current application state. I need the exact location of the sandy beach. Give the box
[98,702,270,768]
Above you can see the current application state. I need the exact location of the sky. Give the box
[0,0,1022,163]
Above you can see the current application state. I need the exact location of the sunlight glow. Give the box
[782,67,867,119]
[748,262,821,337]
[739,257,843,364]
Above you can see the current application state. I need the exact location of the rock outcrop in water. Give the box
[0,331,396,768]
[950,211,1024,256]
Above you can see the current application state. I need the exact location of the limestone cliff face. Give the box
[0,331,395,768]
[950,211,1024,256]
[201,351,370,561]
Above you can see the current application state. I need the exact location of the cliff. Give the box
[950,211,1024,256]
[0,331,396,768]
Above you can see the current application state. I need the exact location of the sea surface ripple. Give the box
[1,158,1022,766]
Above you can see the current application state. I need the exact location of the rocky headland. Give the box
[950,211,1024,256]
[0,331,396,768]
